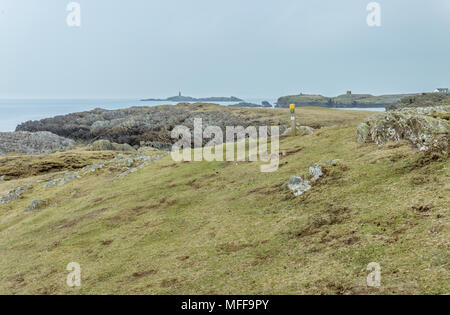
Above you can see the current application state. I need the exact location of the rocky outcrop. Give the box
[287,164,324,196]
[41,151,169,189]
[25,200,47,212]
[287,160,343,197]
[1,185,30,204]
[0,132,76,155]
[16,105,274,149]
[357,106,450,151]
[288,176,312,197]
[282,125,314,136]
[90,140,135,152]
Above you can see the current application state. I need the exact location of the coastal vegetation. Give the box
[1,104,448,294]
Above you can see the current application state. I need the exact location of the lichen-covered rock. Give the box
[357,122,370,143]
[287,163,326,196]
[0,131,76,155]
[15,105,275,148]
[282,125,314,136]
[298,126,314,136]
[58,175,76,187]
[1,185,30,204]
[357,106,450,151]
[25,200,47,212]
[40,151,170,188]
[90,140,135,152]
[309,164,323,182]
[43,179,58,188]
[288,176,312,196]
[82,162,103,173]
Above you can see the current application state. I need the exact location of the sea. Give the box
[0,98,385,132]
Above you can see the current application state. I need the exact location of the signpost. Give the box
[290,104,296,136]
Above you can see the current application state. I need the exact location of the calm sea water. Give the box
[0,98,384,132]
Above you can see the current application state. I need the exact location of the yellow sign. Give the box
[290,104,295,115]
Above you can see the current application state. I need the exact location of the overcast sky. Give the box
[1,0,450,99]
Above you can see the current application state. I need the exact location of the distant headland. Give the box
[276,91,420,108]
[141,92,243,103]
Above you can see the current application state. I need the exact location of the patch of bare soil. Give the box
[131,270,158,279]
[54,208,108,231]
[293,206,351,238]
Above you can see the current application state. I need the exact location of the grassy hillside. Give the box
[0,107,448,294]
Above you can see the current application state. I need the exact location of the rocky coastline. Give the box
[13,103,280,153]
[3,95,449,158]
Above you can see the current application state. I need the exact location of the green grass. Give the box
[0,107,448,295]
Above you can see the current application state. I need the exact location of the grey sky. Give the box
[1,0,449,99]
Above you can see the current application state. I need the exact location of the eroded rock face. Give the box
[0,132,76,155]
[357,106,450,151]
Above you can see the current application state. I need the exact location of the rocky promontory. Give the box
[15,103,277,150]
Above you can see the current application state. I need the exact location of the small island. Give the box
[141,92,243,103]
